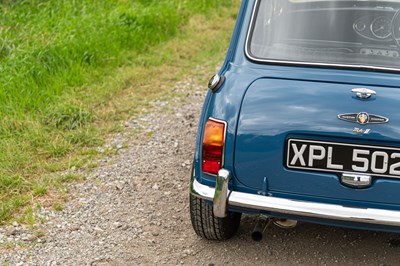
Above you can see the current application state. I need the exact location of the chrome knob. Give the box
[351,88,376,99]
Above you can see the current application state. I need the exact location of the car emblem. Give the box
[352,127,371,134]
[338,112,389,125]
[357,112,368,125]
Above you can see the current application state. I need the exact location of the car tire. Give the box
[189,194,241,240]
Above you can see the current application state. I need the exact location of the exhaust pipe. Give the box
[251,217,271,242]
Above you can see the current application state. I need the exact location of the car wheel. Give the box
[189,194,241,240]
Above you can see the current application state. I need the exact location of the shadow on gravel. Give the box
[193,215,400,265]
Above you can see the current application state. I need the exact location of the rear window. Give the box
[246,0,400,71]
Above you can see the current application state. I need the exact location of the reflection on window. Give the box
[248,0,400,71]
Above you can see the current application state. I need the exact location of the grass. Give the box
[0,0,240,223]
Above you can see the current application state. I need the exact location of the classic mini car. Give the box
[189,0,400,240]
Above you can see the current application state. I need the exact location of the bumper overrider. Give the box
[190,169,400,227]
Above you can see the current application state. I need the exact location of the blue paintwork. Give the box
[234,79,400,204]
[193,0,400,232]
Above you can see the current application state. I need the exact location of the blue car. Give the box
[190,0,400,240]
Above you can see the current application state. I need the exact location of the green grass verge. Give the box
[0,0,240,223]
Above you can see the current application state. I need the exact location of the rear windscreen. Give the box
[247,0,400,71]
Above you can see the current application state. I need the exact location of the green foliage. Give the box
[0,196,30,222]
[0,0,237,223]
[44,104,93,130]
[52,203,64,212]
[32,186,48,197]
[0,0,231,117]
[56,173,81,183]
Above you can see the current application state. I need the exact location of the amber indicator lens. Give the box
[202,119,226,175]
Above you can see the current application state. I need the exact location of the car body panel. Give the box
[234,78,400,200]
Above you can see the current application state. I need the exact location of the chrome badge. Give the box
[351,88,376,99]
[338,112,389,125]
[341,173,372,188]
[352,127,371,134]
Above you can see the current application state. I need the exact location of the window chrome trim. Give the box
[244,0,400,73]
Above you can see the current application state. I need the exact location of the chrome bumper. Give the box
[190,169,400,227]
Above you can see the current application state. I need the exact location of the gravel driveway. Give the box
[1,74,400,266]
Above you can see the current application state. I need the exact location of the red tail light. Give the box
[202,118,226,175]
